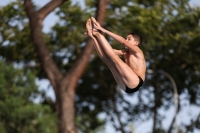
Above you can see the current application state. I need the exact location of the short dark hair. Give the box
[128,33,142,45]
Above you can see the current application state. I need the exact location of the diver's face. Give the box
[126,34,137,46]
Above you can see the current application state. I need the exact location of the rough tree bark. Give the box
[23,0,110,133]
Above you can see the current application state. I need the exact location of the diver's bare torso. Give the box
[123,49,146,81]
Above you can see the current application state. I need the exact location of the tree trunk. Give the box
[152,83,158,133]
[57,77,76,133]
[24,0,110,132]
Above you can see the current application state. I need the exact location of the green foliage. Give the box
[0,0,48,77]
[44,1,92,73]
[0,0,200,132]
[0,0,36,63]
[0,61,57,133]
[78,0,200,132]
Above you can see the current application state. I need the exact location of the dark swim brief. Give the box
[125,76,143,94]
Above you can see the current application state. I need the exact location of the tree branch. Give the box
[186,112,200,133]
[37,0,67,20]
[152,82,158,132]
[63,0,110,85]
[96,0,110,23]
[160,70,179,133]
[112,96,125,133]
[167,105,180,133]
[24,0,63,92]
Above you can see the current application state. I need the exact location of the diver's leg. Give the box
[91,19,140,89]
[86,19,125,90]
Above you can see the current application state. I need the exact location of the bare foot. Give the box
[86,19,93,37]
[90,17,101,36]
[91,17,97,24]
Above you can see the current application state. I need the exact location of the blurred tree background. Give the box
[0,0,200,133]
[0,61,57,133]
